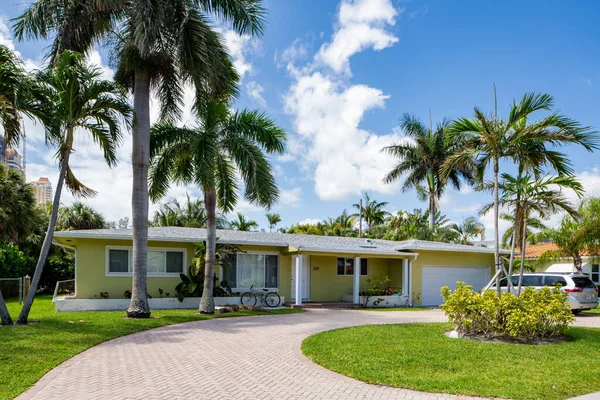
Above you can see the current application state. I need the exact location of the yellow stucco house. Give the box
[53,227,503,310]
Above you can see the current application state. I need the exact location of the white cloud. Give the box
[278,38,309,69]
[297,218,322,225]
[221,29,259,79]
[279,187,302,206]
[246,80,267,108]
[284,71,405,200]
[316,0,400,75]
[278,154,296,163]
[0,15,16,51]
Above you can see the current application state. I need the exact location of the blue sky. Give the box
[1,0,600,236]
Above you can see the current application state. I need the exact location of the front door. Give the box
[291,255,310,300]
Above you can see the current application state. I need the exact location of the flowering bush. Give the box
[441,282,574,342]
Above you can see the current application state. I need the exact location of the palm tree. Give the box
[0,45,48,173]
[352,192,389,231]
[482,173,583,292]
[152,194,228,228]
[16,51,131,325]
[537,197,600,275]
[14,0,267,318]
[266,212,281,232]
[500,213,547,248]
[382,114,474,231]
[0,165,41,244]
[57,202,107,231]
[148,98,285,313]
[444,91,598,293]
[230,212,258,231]
[448,217,485,245]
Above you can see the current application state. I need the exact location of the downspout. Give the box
[52,241,77,297]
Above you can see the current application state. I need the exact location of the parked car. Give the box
[484,273,599,314]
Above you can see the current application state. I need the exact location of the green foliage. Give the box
[441,282,574,341]
[0,243,30,278]
[229,212,258,231]
[360,274,398,296]
[56,202,107,231]
[151,194,229,228]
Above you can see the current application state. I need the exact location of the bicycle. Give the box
[240,285,281,307]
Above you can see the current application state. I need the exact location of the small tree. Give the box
[230,213,258,231]
[266,213,281,232]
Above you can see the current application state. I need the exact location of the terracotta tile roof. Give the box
[520,242,596,258]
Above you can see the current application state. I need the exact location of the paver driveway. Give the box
[18,309,600,400]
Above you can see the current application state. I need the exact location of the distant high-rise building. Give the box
[0,136,24,175]
[29,177,53,205]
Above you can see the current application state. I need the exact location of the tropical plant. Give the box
[482,173,583,292]
[448,217,485,245]
[14,0,267,318]
[0,45,49,173]
[500,213,546,248]
[152,194,228,228]
[382,114,474,231]
[444,90,598,293]
[281,222,324,235]
[536,197,600,274]
[322,210,357,237]
[0,164,44,243]
[230,212,259,231]
[16,51,131,325]
[266,212,281,232]
[148,99,285,313]
[352,192,389,231]
[56,202,107,231]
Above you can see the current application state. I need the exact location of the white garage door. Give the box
[421,266,491,306]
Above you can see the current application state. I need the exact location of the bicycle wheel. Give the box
[264,292,281,308]
[240,292,257,307]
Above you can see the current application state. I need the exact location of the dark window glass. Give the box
[544,275,567,287]
[499,278,508,287]
[109,249,129,273]
[521,276,543,287]
[360,259,368,276]
[265,255,278,288]
[573,277,596,289]
[592,265,599,283]
[166,252,183,273]
[345,258,354,275]
[337,258,345,275]
[222,254,237,287]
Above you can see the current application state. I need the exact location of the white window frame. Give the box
[105,246,187,277]
[336,257,368,276]
[223,251,280,292]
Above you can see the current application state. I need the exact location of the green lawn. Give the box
[302,323,600,400]
[1,295,302,400]
[582,307,600,315]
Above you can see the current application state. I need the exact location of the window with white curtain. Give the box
[226,253,279,289]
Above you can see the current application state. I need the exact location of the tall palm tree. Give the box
[352,192,389,231]
[448,217,485,245]
[266,212,281,232]
[148,99,285,313]
[481,173,582,292]
[382,114,474,231]
[16,51,131,325]
[14,0,267,318]
[0,165,41,244]
[57,202,107,231]
[444,91,598,293]
[0,45,48,173]
[230,212,258,231]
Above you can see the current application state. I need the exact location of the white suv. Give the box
[486,273,599,314]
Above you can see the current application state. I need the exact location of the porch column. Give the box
[402,259,408,298]
[295,254,303,306]
[408,259,413,307]
[353,257,361,304]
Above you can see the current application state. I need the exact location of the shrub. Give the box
[441,282,574,342]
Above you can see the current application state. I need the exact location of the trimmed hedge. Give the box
[441,282,574,342]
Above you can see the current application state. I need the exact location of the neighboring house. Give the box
[53,227,507,309]
[526,242,599,284]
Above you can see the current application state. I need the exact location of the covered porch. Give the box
[287,251,418,307]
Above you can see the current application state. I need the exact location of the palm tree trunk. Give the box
[574,256,583,274]
[16,129,72,325]
[0,288,12,325]
[428,193,435,231]
[127,71,151,318]
[199,188,217,314]
[507,230,516,292]
[493,158,500,296]
[517,208,528,295]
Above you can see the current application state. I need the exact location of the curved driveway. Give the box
[18,309,600,400]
